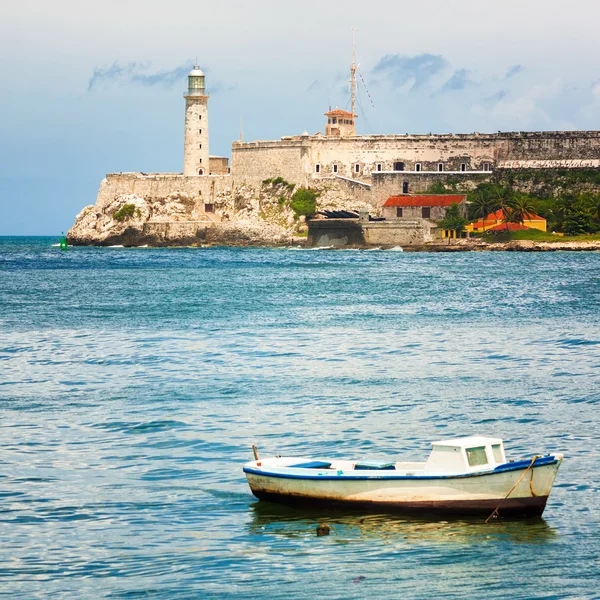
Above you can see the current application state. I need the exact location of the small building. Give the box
[466,209,547,233]
[382,194,467,221]
[324,109,357,137]
[209,155,229,175]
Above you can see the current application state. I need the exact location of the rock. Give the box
[316,523,330,536]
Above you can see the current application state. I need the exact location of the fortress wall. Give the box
[96,173,231,208]
[232,131,600,186]
[231,141,309,185]
[503,131,600,160]
[305,136,501,179]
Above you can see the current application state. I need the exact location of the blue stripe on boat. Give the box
[243,455,558,481]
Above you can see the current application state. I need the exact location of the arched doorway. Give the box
[402,181,409,194]
[198,168,204,175]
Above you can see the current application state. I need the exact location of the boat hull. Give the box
[244,456,562,518]
[250,488,548,517]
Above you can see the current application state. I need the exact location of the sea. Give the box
[1,236,599,599]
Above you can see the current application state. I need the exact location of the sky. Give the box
[1,0,600,235]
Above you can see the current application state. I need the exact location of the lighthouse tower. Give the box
[183,65,210,176]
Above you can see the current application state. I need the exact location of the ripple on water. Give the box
[0,241,599,598]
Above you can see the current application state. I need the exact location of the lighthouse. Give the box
[183,65,210,176]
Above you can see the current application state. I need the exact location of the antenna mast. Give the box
[351,28,357,127]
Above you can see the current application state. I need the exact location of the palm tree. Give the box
[510,194,537,226]
[470,188,499,233]
[492,185,515,232]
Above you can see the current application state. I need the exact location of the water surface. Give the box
[1,238,599,598]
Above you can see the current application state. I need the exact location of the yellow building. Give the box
[466,209,547,233]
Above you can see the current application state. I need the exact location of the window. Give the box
[199,143,202,149]
[403,181,409,194]
[396,207,403,217]
[315,164,321,173]
[199,129,202,134]
[199,115,202,120]
[491,444,503,463]
[354,163,360,173]
[394,161,405,171]
[461,163,466,172]
[198,168,204,175]
[377,163,382,172]
[332,164,338,173]
[438,163,444,172]
[483,162,491,172]
[422,207,431,218]
[415,163,421,172]
[466,447,488,467]
[332,118,337,124]
[204,203,214,213]
[199,158,202,163]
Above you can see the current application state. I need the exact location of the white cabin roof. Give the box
[431,436,503,448]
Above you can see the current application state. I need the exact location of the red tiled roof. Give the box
[487,222,530,232]
[383,195,467,208]
[487,209,545,221]
[471,209,546,229]
[324,109,357,117]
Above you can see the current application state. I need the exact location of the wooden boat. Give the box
[243,436,563,518]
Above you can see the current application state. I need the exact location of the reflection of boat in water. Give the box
[247,501,558,545]
[243,437,563,518]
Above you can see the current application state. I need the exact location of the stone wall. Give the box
[232,131,600,187]
[371,172,492,207]
[231,140,309,185]
[363,220,438,246]
[307,218,438,248]
[96,173,231,210]
[307,219,366,248]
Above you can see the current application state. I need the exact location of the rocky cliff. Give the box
[68,176,369,247]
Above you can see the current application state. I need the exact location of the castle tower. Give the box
[183,65,210,176]
[324,109,357,137]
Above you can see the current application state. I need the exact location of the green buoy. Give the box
[59,232,69,250]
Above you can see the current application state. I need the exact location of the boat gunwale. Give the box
[243,455,561,481]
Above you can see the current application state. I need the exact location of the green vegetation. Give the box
[427,181,454,194]
[466,182,600,236]
[438,202,468,233]
[290,188,318,218]
[114,204,137,222]
[263,176,295,191]
[480,228,600,243]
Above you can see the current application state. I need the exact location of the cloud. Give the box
[483,90,508,106]
[435,69,476,95]
[372,53,448,91]
[505,64,523,79]
[88,61,193,91]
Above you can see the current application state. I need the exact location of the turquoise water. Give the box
[1,237,599,598]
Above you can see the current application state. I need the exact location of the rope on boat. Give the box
[484,455,540,523]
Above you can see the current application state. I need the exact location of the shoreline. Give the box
[65,239,600,251]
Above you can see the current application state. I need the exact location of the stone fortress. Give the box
[68,53,600,247]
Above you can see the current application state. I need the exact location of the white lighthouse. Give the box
[183,65,210,176]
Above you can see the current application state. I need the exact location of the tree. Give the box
[510,194,538,225]
[469,188,499,232]
[439,202,468,235]
[290,188,318,218]
[564,211,592,236]
[492,185,515,232]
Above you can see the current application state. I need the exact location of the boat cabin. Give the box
[424,436,506,474]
